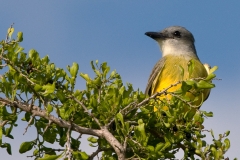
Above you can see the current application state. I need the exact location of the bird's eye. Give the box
[173,31,181,38]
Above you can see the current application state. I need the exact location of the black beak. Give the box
[145,32,164,40]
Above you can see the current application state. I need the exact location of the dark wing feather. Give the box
[145,57,166,95]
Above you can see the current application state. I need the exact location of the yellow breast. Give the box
[152,55,209,106]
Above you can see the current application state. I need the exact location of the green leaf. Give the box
[195,149,201,155]
[90,61,96,70]
[6,143,12,155]
[193,111,203,123]
[181,81,192,94]
[33,149,39,156]
[42,55,50,64]
[185,79,196,86]
[5,124,14,139]
[70,62,79,78]
[34,84,42,92]
[188,59,195,78]
[209,66,218,74]
[147,145,154,152]
[80,73,91,82]
[109,70,116,79]
[19,141,33,153]
[135,119,147,145]
[22,112,31,122]
[101,62,108,73]
[214,140,222,147]
[161,141,171,151]
[56,91,67,103]
[178,65,184,79]
[72,151,89,160]
[7,27,14,39]
[38,154,62,160]
[197,80,215,89]
[163,122,171,128]
[205,73,216,81]
[87,136,98,143]
[155,143,165,152]
[184,109,196,121]
[225,130,230,137]
[17,32,23,42]
[1,143,12,155]
[43,129,56,144]
[42,83,55,96]
[202,111,213,117]
[16,46,24,54]
[116,113,124,127]
[210,129,214,138]
[79,152,89,159]
[224,138,230,150]
[29,49,39,61]
[47,104,53,113]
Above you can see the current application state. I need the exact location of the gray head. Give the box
[145,26,198,58]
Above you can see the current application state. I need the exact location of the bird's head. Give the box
[145,26,198,58]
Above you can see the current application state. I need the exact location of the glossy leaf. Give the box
[19,141,33,153]
[17,32,23,42]
[197,80,215,89]
[87,136,98,143]
[70,62,79,78]
[38,154,62,160]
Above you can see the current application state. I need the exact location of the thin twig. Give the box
[89,147,103,160]
[23,114,35,135]
[76,133,82,140]
[0,64,7,67]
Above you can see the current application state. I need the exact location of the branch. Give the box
[0,97,103,137]
[89,147,112,160]
[138,80,182,107]
[101,126,125,160]
[23,114,35,135]
[66,126,72,160]
[0,120,8,127]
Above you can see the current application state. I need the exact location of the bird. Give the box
[145,26,210,108]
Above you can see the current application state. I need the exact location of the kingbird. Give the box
[145,26,210,107]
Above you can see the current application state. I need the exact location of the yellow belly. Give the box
[152,55,209,106]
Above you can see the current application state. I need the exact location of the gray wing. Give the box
[145,57,166,96]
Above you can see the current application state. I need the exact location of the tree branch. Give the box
[89,147,112,160]
[101,126,125,160]
[0,97,103,137]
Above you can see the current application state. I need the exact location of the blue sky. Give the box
[1,1,240,159]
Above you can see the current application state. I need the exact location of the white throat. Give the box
[158,40,198,59]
